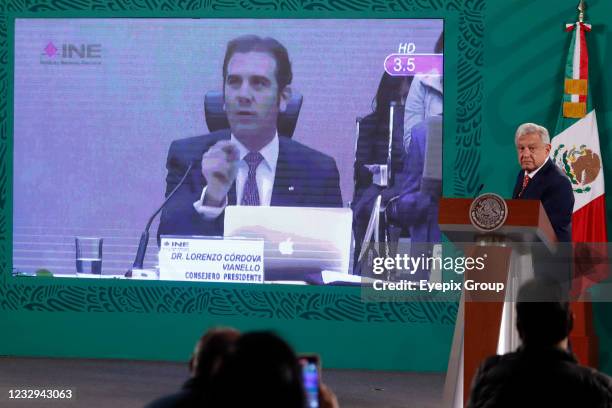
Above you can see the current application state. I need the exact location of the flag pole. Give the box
[558,0,601,369]
[577,0,585,23]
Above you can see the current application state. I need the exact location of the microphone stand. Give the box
[381,102,398,279]
[358,102,397,278]
[386,102,396,189]
[126,161,194,277]
[352,116,362,194]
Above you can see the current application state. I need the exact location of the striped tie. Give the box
[241,152,264,206]
[518,174,530,197]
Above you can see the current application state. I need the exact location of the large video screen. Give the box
[13,18,443,284]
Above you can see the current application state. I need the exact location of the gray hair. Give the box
[515,123,550,145]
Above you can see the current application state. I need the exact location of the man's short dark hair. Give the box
[222,35,293,92]
[516,279,573,347]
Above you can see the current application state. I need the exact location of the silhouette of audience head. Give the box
[144,327,240,408]
[189,327,240,383]
[206,330,305,408]
[516,278,573,348]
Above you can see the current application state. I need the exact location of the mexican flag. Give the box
[550,21,608,294]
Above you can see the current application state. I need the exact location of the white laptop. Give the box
[224,206,353,281]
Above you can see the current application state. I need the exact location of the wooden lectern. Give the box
[438,198,558,407]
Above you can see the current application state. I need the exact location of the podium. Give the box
[438,197,558,407]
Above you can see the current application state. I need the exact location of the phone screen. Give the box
[299,356,319,408]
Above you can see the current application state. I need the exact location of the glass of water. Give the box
[75,237,103,275]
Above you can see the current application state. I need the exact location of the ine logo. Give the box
[43,42,58,57]
[162,240,189,252]
[40,41,102,66]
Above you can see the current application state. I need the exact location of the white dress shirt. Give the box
[193,134,279,218]
[525,156,549,179]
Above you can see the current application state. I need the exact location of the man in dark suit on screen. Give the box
[512,122,574,242]
[158,35,342,238]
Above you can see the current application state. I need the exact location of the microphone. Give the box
[126,160,194,277]
[474,183,485,198]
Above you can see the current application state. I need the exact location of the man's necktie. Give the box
[241,152,264,206]
[518,174,530,197]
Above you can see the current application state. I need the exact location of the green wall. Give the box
[0,279,458,371]
[480,0,612,373]
[481,0,612,203]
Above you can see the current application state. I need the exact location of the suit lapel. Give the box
[271,138,299,206]
[512,171,523,199]
[518,159,553,199]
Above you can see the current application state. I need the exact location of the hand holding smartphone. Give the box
[299,355,320,408]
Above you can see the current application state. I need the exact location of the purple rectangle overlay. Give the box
[384,54,443,76]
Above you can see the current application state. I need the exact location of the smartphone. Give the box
[299,354,320,408]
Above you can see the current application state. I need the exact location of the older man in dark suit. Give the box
[158,35,342,238]
[512,122,574,242]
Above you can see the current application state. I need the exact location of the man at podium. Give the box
[512,122,574,242]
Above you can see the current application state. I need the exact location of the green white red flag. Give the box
[550,20,608,294]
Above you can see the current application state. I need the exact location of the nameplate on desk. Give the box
[158,237,264,283]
